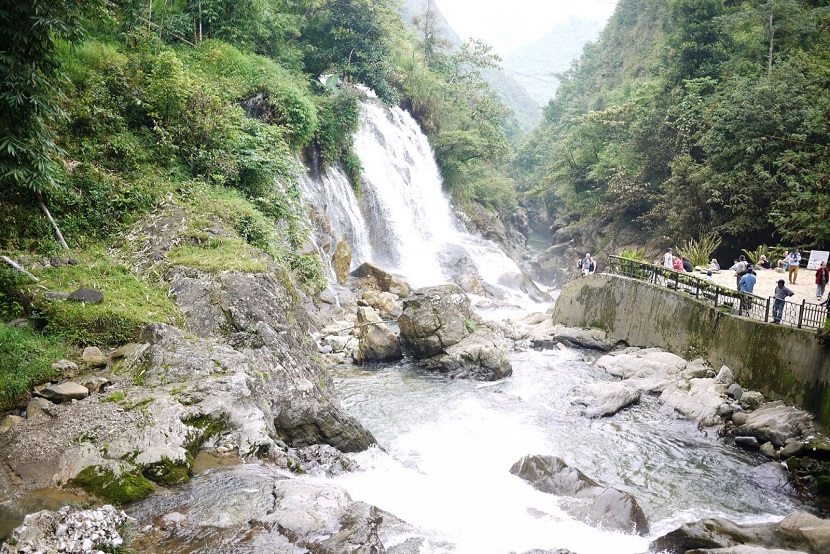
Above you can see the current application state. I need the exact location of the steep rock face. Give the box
[510,454,649,535]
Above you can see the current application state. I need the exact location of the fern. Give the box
[676,231,722,267]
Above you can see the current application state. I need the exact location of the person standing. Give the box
[787,250,801,283]
[739,268,756,294]
[730,255,749,291]
[772,279,795,324]
[816,261,829,301]
[663,248,674,269]
[582,253,594,276]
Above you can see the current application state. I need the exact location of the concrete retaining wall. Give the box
[552,274,830,427]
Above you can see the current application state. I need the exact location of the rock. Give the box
[331,238,352,285]
[531,324,621,351]
[81,346,107,368]
[350,262,410,296]
[649,511,830,554]
[323,335,351,354]
[38,382,89,403]
[734,436,760,451]
[733,401,814,448]
[51,359,78,373]
[110,343,139,360]
[77,375,110,393]
[294,444,360,477]
[760,442,778,458]
[717,403,734,418]
[25,397,55,422]
[422,328,512,381]
[780,441,805,459]
[573,381,641,417]
[67,287,104,304]
[597,349,688,381]
[361,289,402,318]
[0,415,24,433]
[732,412,749,426]
[0,505,128,554]
[716,366,735,386]
[740,391,766,411]
[660,378,727,426]
[319,288,338,305]
[318,343,333,354]
[510,455,649,535]
[353,306,403,363]
[728,383,744,401]
[399,284,473,358]
[749,462,793,494]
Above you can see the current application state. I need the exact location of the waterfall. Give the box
[302,98,545,306]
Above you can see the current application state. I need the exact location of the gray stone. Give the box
[361,289,402,318]
[81,346,107,368]
[0,415,24,433]
[531,324,621,351]
[732,412,749,426]
[399,284,473,358]
[734,436,760,451]
[421,328,512,381]
[51,359,78,373]
[510,454,649,535]
[353,306,403,364]
[661,378,727,426]
[759,442,778,459]
[728,383,744,401]
[67,287,104,304]
[0,505,127,554]
[77,375,110,393]
[319,289,338,305]
[39,382,89,403]
[25,397,55,422]
[331,238,352,285]
[780,441,804,459]
[716,365,735,386]
[350,262,410,296]
[110,343,139,360]
[318,343,333,354]
[717,403,734,418]
[733,401,814,448]
[573,381,641,417]
[740,391,766,411]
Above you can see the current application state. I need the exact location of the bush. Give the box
[676,231,722,267]
[0,324,71,410]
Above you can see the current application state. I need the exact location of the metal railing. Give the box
[607,256,828,330]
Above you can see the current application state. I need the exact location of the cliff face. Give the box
[552,274,830,427]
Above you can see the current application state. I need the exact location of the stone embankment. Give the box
[551,273,830,427]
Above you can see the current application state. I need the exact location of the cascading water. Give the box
[302,98,544,306]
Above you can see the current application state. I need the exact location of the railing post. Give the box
[798,300,805,328]
[674,272,679,290]
[714,291,718,308]
[764,298,770,322]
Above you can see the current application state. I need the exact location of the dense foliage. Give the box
[515,0,830,252]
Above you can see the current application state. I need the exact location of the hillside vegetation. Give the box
[515,0,830,253]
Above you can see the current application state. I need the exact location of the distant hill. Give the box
[503,18,605,106]
[399,0,541,133]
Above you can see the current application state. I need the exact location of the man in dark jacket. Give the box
[772,279,795,324]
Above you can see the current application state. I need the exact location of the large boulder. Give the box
[572,381,641,417]
[510,455,649,535]
[38,382,89,403]
[361,289,402,318]
[531,324,622,351]
[399,284,474,358]
[733,401,814,448]
[350,262,410,296]
[660,378,727,426]
[649,512,830,554]
[331,238,352,285]
[421,328,512,381]
[353,306,403,364]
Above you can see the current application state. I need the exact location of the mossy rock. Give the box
[182,413,227,457]
[71,465,154,505]
[142,456,191,486]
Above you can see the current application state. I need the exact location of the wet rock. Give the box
[351,262,410,296]
[649,511,830,554]
[399,284,473,358]
[332,238,352,285]
[422,328,512,381]
[716,366,735,386]
[687,547,809,553]
[81,346,107,368]
[733,401,814,448]
[0,504,128,554]
[294,444,360,477]
[51,359,78,373]
[324,335,351,353]
[735,436,760,451]
[740,391,766,411]
[0,415,23,433]
[361,289,402,319]
[510,455,649,535]
[717,403,734,418]
[572,381,641,417]
[353,306,402,363]
[780,441,805,459]
[660,378,727,426]
[732,412,749,426]
[39,382,89,403]
[531,324,621,352]
[728,383,744,401]
[67,287,104,305]
[597,349,687,381]
[760,442,778,459]
[26,397,55,422]
[318,343,333,354]
[748,462,793,494]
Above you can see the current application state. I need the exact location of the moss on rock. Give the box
[71,465,154,505]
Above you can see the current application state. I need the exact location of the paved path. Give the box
[708,266,823,305]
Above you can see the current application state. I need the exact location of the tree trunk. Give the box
[768,13,775,75]
[37,194,69,251]
[1,256,39,282]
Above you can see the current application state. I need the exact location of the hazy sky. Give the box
[433,0,618,55]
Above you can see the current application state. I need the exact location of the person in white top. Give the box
[663,248,674,269]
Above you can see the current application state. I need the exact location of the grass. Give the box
[30,249,182,346]
[167,238,269,273]
[0,324,72,410]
